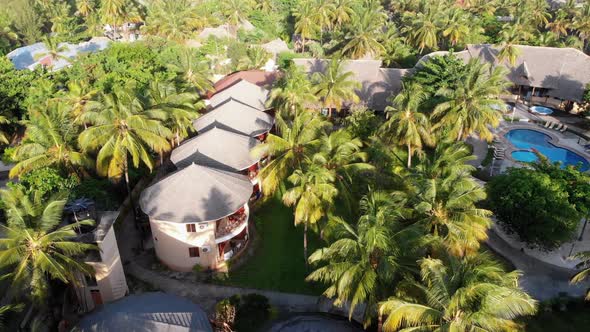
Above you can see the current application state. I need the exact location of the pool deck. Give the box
[494,122,590,169]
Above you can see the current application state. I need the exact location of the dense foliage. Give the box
[487,162,588,250]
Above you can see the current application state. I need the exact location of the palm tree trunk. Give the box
[124,158,137,221]
[457,123,464,142]
[301,36,305,53]
[407,144,412,168]
[303,221,308,266]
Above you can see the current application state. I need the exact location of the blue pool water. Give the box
[505,129,589,171]
[530,105,554,115]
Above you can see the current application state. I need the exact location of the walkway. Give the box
[467,131,590,300]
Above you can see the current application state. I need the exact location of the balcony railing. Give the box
[215,212,247,239]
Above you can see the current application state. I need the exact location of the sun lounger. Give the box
[547,122,555,129]
[554,123,563,131]
[560,125,568,132]
[544,121,551,128]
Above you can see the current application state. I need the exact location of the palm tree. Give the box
[220,0,255,35]
[0,113,10,145]
[236,46,272,71]
[407,12,440,53]
[144,81,202,147]
[267,65,318,116]
[168,48,212,94]
[381,83,433,168]
[312,129,374,207]
[312,58,360,117]
[283,164,338,261]
[252,111,329,195]
[523,0,550,28]
[0,304,23,329]
[341,4,386,59]
[99,0,127,33]
[10,101,91,178]
[432,59,507,142]
[403,166,492,257]
[570,250,590,300]
[76,0,95,17]
[0,189,96,306]
[57,81,98,127]
[293,0,318,53]
[143,0,204,41]
[307,190,425,327]
[311,0,335,46]
[497,24,524,66]
[546,11,571,37]
[36,35,69,64]
[442,9,471,47]
[332,0,355,28]
[79,90,172,198]
[380,252,537,331]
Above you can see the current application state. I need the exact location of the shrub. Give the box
[227,293,271,332]
[487,167,581,250]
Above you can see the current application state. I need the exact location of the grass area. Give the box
[217,194,325,295]
[522,302,590,331]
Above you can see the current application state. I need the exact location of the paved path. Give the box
[125,262,319,314]
[486,229,589,300]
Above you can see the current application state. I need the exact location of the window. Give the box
[188,247,200,257]
[186,224,196,232]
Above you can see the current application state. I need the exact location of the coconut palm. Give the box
[307,190,425,327]
[293,0,319,52]
[168,48,212,94]
[0,190,96,306]
[236,46,272,71]
[546,11,571,37]
[432,59,507,142]
[10,101,91,178]
[380,252,537,332]
[283,164,338,260]
[252,111,330,195]
[0,304,23,329]
[220,0,255,35]
[312,58,360,117]
[415,142,476,181]
[403,167,492,257]
[99,0,125,28]
[144,81,202,147]
[267,65,318,116]
[79,90,172,197]
[381,83,433,168]
[341,4,386,59]
[443,9,471,47]
[143,0,204,41]
[312,0,335,46]
[497,24,524,66]
[35,35,69,64]
[570,250,590,300]
[407,11,440,53]
[76,0,95,17]
[312,129,374,206]
[57,81,98,127]
[523,0,550,28]
[0,113,10,144]
[332,0,355,28]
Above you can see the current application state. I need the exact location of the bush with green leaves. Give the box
[487,166,582,250]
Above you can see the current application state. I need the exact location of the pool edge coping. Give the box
[496,123,590,171]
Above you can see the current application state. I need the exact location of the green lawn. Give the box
[522,305,590,331]
[217,194,325,295]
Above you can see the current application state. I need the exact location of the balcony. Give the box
[215,205,249,243]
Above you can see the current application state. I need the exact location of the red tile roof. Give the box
[210,70,280,98]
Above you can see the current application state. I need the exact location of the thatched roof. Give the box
[139,164,252,223]
[194,98,274,137]
[209,79,269,110]
[170,127,260,171]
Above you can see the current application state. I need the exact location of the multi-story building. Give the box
[72,210,128,312]
[139,164,254,271]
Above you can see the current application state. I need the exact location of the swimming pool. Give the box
[530,105,554,115]
[505,129,589,171]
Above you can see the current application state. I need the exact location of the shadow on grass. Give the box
[215,193,325,295]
